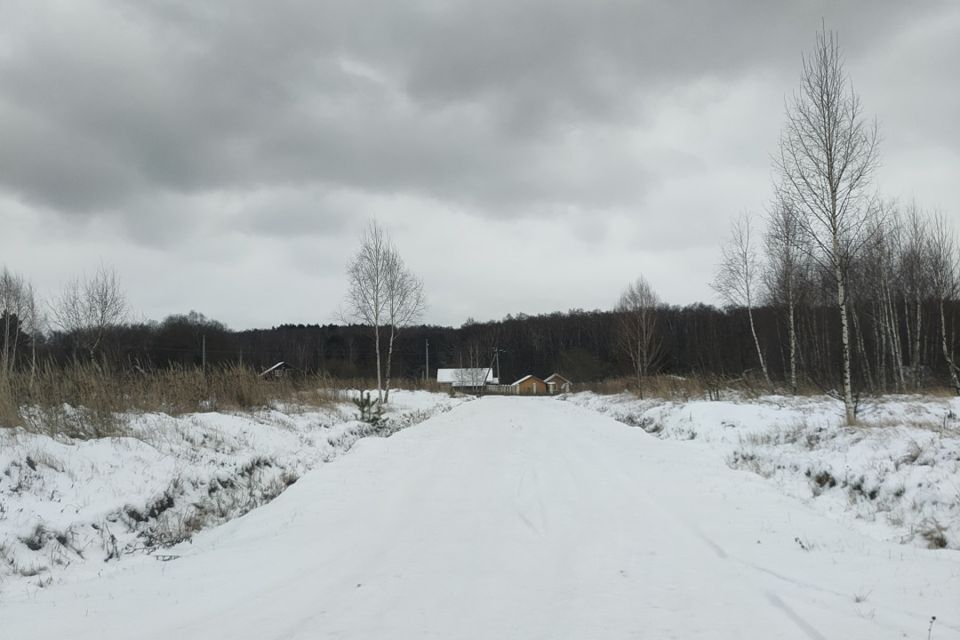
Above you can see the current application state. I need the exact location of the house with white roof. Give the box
[436,368,498,390]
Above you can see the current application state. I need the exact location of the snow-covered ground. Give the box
[562,392,960,551]
[0,396,956,639]
[0,390,465,595]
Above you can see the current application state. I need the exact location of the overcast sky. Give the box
[1,1,958,329]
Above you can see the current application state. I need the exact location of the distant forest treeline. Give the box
[6,300,958,394]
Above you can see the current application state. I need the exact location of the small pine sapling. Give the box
[353,391,384,426]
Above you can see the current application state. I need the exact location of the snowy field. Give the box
[0,390,466,595]
[0,395,957,639]
[563,392,960,551]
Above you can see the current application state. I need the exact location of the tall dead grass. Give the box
[576,375,715,400]
[0,364,343,438]
[576,374,829,401]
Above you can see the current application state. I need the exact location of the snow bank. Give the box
[0,390,464,594]
[561,392,960,549]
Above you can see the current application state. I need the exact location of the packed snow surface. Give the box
[0,390,463,592]
[563,392,960,550]
[2,396,957,639]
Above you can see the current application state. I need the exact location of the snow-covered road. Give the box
[3,397,958,639]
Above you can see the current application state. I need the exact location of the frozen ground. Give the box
[1,396,957,639]
[563,392,960,551]
[0,390,464,594]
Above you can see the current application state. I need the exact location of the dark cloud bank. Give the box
[1,0,957,327]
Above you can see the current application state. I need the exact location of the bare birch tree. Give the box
[712,214,772,388]
[23,281,42,385]
[344,221,390,404]
[1,268,35,377]
[900,203,930,389]
[776,26,880,424]
[615,276,662,399]
[928,213,960,395]
[382,248,426,403]
[51,265,127,362]
[764,197,806,393]
[862,201,906,391]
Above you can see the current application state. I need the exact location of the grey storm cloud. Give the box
[1,0,958,327]
[0,0,943,218]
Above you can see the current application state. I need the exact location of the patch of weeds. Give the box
[728,448,776,478]
[20,524,48,551]
[125,488,177,524]
[846,475,881,502]
[853,589,872,604]
[808,469,837,496]
[896,441,923,469]
[803,427,826,450]
[616,413,662,434]
[137,508,207,549]
[239,456,273,477]
[919,520,948,549]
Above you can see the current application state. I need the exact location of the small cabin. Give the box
[544,373,572,394]
[512,374,547,395]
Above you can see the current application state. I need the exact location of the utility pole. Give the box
[425,339,430,383]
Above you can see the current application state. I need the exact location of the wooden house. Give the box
[544,373,572,394]
[512,374,547,395]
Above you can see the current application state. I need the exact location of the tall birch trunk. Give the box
[912,296,922,389]
[747,306,771,389]
[788,296,798,393]
[1,312,9,377]
[384,324,396,404]
[374,324,383,404]
[940,299,960,396]
[836,263,856,425]
[851,307,873,392]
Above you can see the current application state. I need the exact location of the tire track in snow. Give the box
[549,399,834,640]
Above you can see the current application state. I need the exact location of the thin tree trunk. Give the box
[873,301,884,391]
[913,296,922,389]
[939,298,960,396]
[30,338,37,389]
[747,306,772,390]
[384,325,396,404]
[635,334,645,400]
[836,265,856,425]
[1,312,9,377]
[884,285,904,391]
[374,324,383,404]
[788,295,799,393]
[852,306,873,393]
[10,318,20,374]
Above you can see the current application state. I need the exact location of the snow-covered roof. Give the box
[436,368,496,386]
[544,373,571,384]
[511,374,544,386]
